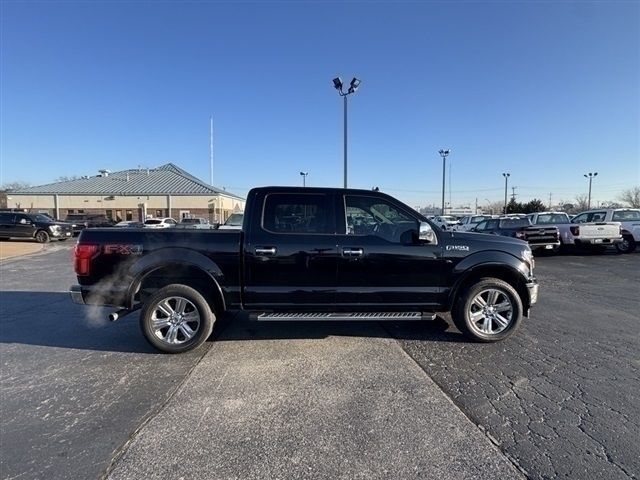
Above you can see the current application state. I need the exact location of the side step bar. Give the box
[252,312,436,321]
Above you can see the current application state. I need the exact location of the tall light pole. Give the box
[502,172,510,214]
[333,76,361,188]
[438,149,451,215]
[299,171,309,187]
[584,172,598,209]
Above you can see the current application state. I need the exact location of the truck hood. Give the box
[445,230,529,248]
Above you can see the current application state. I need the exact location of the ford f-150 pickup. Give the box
[70,187,539,353]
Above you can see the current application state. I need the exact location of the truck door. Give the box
[243,191,339,309]
[14,214,35,238]
[0,213,15,237]
[335,194,444,309]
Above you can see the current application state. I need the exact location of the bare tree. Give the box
[1,181,31,192]
[55,175,80,182]
[619,186,640,208]
[573,194,589,213]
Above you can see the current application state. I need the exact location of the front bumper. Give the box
[527,279,539,306]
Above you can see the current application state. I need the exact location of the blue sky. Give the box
[2,0,638,208]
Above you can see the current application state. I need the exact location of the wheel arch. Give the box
[127,248,226,314]
[448,260,531,315]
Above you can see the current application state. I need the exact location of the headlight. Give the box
[522,249,535,270]
[49,225,61,232]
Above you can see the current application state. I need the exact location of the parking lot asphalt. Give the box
[1,246,638,480]
[1,245,521,480]
[106,318,521,480]
[0,245,211,480]
[390,250,640,479]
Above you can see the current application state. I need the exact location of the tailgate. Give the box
[524,226,559,244]
[578,223,621,239]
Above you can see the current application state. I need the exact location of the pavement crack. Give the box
[97,342,213,480]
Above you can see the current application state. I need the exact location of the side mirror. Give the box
[419,221,435,243]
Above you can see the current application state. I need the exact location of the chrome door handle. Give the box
[255,247,277,256]
[342,247,364,257]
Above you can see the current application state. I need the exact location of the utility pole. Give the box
[583,172,598,209]
[332,77,361,188]
[502,172,510,214]
[475,198,478,214]
[511,186,517,201]
[439,149,451,215]
[209,116,214,186]
[548,192,552,210]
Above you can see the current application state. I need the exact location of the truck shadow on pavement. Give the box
[0,291,466,354]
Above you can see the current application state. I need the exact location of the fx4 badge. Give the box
[446,245,469,251]
[104,244,143,255]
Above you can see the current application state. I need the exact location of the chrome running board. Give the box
[253,312,436,321]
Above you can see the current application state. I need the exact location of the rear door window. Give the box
[612,210,640,221]
[262,193,334,234]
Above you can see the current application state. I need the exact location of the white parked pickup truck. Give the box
[571,208,640,253]
[527,211,622,252]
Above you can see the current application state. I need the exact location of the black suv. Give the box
[65,213,115,235]
[0,212,73,243]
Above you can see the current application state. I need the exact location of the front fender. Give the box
[447,250,531,308]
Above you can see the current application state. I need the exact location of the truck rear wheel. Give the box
[139,284,215,353]
[452,278,523,342]
[615,235,636,254]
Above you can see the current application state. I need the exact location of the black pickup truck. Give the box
[471,217,561,252]
[70,187,539,353]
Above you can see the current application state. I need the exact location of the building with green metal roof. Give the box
[6,163,245,223]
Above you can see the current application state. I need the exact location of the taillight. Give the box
[74,244,99,276]
[570,226,580,236]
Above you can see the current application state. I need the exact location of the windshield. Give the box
[180,218,198,224]
[225,214,244,226]
[30,214,53,223]
[144,220,162,225]
[471,216,490,223]
[536,213,569,224]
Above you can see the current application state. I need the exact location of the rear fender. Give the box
[127,247,226,310]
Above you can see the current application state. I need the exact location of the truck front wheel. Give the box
[140,284,215,353]
[452,278,523,342]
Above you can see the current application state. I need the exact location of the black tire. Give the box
[451,277,523,343]
[35,230,50,243]
[615,235,636,254]
[139,284,215,353]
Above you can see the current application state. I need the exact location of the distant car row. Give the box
[0,211,244,243]
[429,208,640,254]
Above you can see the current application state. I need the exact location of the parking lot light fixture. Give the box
[502,173,511,214]
[333,76,361,188]
[583,172,598,209]
[300,171,309,187]
[438,149,451,215]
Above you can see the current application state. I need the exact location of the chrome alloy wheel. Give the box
[468,288,513,335]
[150,296,201,345]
